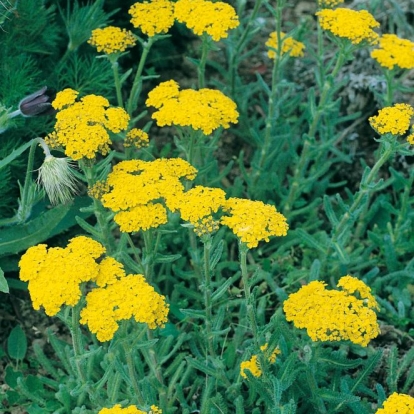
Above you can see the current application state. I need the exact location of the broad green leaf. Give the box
[7,325,27,360]
[0,266,9,293]
[0,204,70,256]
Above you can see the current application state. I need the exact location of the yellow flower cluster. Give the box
[99,404,162,414]
[80,273,168,341]
[88,180,111,200]
[176,185,225,236]
[52,88,79,110]
[407,132,414,145]
[100,158,197,232]
[375,393,414,414]
[88,26,136,54]
[124,128,150,148]
[283,275,380,347]
[174,0,239,41]
[220,198,289,248]
[177,186,226,224]
[317,0,344,7]
[129,0,175,37]
[46,89,130,160]
[19,236,169,341]
[266,32,305,59]
[369,103,414,135]
[240,355,262,378]
[146,80,239,135]
[371,34,414,70]
[240,343,281,379]
[19,236,105,316]
[316,8,379,45]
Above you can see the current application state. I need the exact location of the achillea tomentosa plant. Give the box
[1,0,414,413]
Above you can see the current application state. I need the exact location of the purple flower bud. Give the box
[19,86,56,117]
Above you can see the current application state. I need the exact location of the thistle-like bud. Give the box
[37,155,79,205]
[19,86,56,117]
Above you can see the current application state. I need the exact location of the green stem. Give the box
[70,302,86,384]
[198,34,209,89]
[110,57,123,107]
[0,138,48,226]
[202,237,216,357]
[384,69,395,106]
[330,142,395,245]
[283,48,346,215]
[239,244,260,348]
[143,229,155,283]
[125,232,143,270]
[126,36,156,115]
[81,161,116,254]
[250,9,282,189]
[123,342,145,406]
[146,329,168,410]
[230,0,263,95]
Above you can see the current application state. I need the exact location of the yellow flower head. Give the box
[80,273,169,341]
[174,0,239,41]
[88,180,111,200]
[129,0,175,37]
[124,128,150,148]
[240,355,262,379]
[88,26,136,54]
[260,343,281,364]
[407,133,414,145]
[266,32,305,59]
[177,185,226,236]
[52,88,79,110]
[193,216,220,237]
[146,80,239,135]
[99,404,162,414]
[283,275,380,347]
[317,0,344,8]
[18,236,106,316]
[46,89,130,160]
[316,8,379,45]
[375,393,414,414]
[99,158,197,232]
[114,203,168,233]
[371,34,414,70]
[240,343,281,379]
[369,103,414,136]
[177,186,226,224]
[220,198,288,249]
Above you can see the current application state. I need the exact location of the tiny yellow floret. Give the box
[316,8,379,45]
[369,103,414,135]
[266,32,305,59]
[375,392,414,414]
[88,26,136,54]
[371,34,414,70]
[174,0,239,41]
